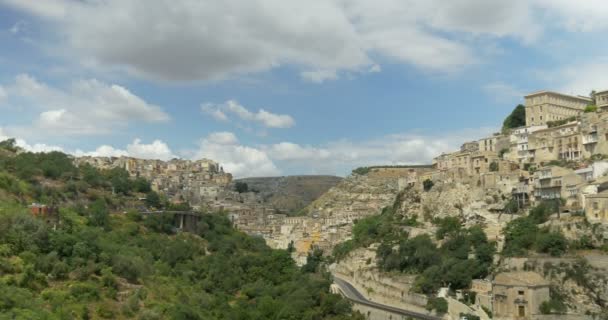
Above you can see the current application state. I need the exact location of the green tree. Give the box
[235,182,249,193]
[536,230,567,257]
[145,191,162,209]
[502,104,526,132]
[584,104,598,113]
[426,297,448,314]
[502,217,538,256]
[89,199,110,229]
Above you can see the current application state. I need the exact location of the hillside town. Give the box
[428,89,608,221]
[68,89,608,320]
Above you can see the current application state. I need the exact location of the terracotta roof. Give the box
[493,271,549,287]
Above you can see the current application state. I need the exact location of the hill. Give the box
[0,140,362,320]
[234,175,342,214]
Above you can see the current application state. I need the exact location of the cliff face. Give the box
[234,175,342,214]
[304,168,418,220]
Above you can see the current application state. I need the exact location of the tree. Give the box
[89,199,110,229]
[536,231,567,257]
[584,104,598,113]
[426,297,448,314]
[145,191,162,209]
[502,104,526,132]
[235,182,249,193]
[423,179,434,192]
[0,138,18,152]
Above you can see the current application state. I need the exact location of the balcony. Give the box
[583,134,598,144]
[538,171,552,179]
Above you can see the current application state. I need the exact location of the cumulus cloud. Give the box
[552,59,608,96]
[0,127,64,153]
[190,127,496,177]
[202,100,295,129]
[126,138,175,160]
[73,145,129,158]
[2,74,169,136]
[74,139,175,160]
[194,132,280,178]
[5,0,590,82]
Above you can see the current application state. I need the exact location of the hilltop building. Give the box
[597,90,608,111]
[524,91,591,127]
[75,156,233,205]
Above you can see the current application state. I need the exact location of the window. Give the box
[518,290,524,295]
[594,202,599,210]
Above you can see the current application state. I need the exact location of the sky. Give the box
[1,1,608,178]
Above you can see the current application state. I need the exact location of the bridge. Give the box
[140,210,205,232]
[333,277,442,320]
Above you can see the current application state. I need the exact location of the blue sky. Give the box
[1,0,608,177]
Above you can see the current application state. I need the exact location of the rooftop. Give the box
[493,271,549,287]
[525,90,592,102]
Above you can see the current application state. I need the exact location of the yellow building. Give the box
[585,190,608,224]
[492,271,550,320]
[596,90,608,111]
[527,122,582,164]
[525,91,591,127]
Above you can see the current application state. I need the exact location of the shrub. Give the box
[423,179,434,192]
[426,297,448,314]
[352,167,370,175]
[536,231,568,257]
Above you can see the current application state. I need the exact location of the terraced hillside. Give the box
[234,175,342,214]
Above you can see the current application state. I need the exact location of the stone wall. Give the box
[332,248,429,313]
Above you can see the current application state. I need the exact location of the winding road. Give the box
[333,277,442,320]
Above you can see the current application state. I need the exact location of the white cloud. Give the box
[267,142,331,161]
[552,59,608,96]
[74,145,129,158]
[206,132,239,145]
[126,138,175,160]
[0,127,64,153]
[300,70,338,83]
[264,128,497,175]
[201,104,228,122]
[534,0,608,32]
[482,82,525,103]
[194,132,280,178]
[2,74,169,136]
[73,139,175,160]
[4,0,583,82]
[202,100,295,129]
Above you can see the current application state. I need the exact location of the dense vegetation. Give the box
[0,140,361,320]
[502,104,526,132]
[333,191,495,296]
[502,202,569,257]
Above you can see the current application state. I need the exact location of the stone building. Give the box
[527,121,582,164]
[585,190,608,224]
[597,90,608,111]
[524,91,591,127]
[533,166,585,209]
[492,271,550,319]
[471,279,493,311]
[505,125,547,164]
